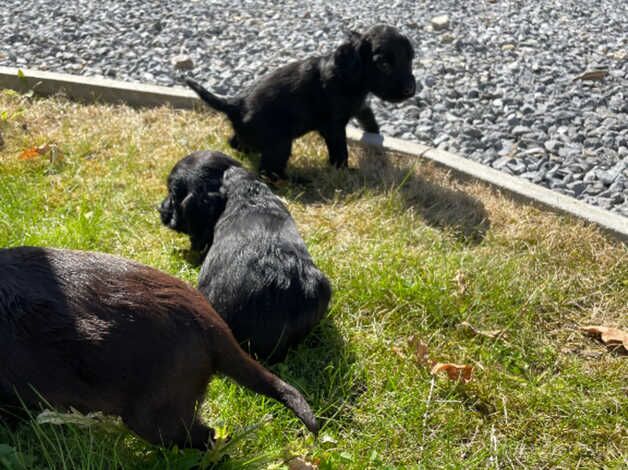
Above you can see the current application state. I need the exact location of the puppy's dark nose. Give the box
[404,77,417,97]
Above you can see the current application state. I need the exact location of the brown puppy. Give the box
[0,247,318,448]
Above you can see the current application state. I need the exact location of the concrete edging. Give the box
[1,66,627,242]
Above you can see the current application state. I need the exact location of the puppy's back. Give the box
[199,168,331,361]
[0,247,214,415]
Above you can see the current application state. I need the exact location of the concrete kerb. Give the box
[1,66,626,242]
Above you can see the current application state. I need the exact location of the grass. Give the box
[0,90,626,469]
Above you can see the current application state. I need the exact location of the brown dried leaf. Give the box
[288,456,319,470]
[431,362,474,383]
[460,321,505,339]
[408,335,433,367]
[581,325,628,351]
[18,144,49,160]
[573,69,608,81]
[19,146,39,160]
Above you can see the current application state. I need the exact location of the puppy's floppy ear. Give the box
[183,191,226,253]
[344,29,362,44]
[333,42,362,82]
[159,194,176,228]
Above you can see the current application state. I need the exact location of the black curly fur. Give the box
[159,151,331,362]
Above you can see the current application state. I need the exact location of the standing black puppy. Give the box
[186,24,416,179]
[160,151,331,363]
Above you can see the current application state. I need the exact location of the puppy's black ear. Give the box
[183,191,226,253]
[333,42,362,82]
[344,29,362,44]
[159,195,176,228]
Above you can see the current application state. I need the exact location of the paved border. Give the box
[1,66,626,242]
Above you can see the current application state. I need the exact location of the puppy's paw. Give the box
[331,159,349,170]
[360,122,380,134]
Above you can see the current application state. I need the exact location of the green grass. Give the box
[0,91,626,469]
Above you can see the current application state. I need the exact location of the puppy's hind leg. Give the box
[124,401,214,450]
[321,126,349,168]
[259,140,292,181]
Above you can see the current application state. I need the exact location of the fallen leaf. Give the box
[402,337,474,383]
[18,147,39,160]
[408,335,433,367]
[573,69,608,81]
[37,408,110,427]
[318,433,337,446]
[18,144,52,160]
[36,408,124,433]
[581,325,628,351]
[460,321,504,339]
[288,456,319,470]
[454,271,467,295]
[431,363,474,383]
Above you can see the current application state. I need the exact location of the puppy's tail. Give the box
[213,329,319,435]
[186,78,239,118]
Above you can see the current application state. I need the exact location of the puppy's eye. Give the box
[377,59,392,74]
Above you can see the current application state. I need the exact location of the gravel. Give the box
[1,0,626,216]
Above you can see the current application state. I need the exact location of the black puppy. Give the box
[0,247,318,448]
[160,151,331,362]
[186,24,416,179]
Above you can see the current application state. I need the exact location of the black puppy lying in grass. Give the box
[0,247,318,449]
[160,150,331,363]
[187,24,417,179]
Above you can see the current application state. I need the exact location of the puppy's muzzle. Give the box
[403,76,417,98]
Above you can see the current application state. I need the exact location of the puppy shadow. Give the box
[271,316,364,428]
[172,247,204,268]
[287,143,491,244]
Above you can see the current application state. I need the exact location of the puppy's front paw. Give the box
[331,159,349,169]
[361,122,380,134]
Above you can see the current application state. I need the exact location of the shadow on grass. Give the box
[220,133,490,243]
[286,144,491,244]
[173,246,205,268]
[272,316,364,431]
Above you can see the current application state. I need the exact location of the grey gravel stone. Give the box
[492,156,514,169]
[566,181,588,196]
[512,125,532,137]
[507,159,526,174]
[430,15,450,30]
[171,54,194,71]
[521,171,544,183]
[544,140,562,153]
[584,183,606,195]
